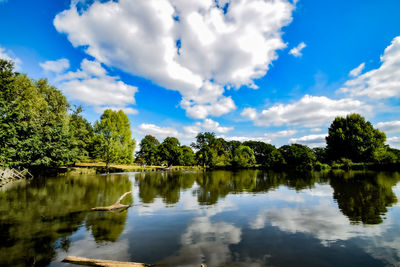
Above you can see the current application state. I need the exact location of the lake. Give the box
[1,170,400,266]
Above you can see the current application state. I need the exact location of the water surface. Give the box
[1,170,400,266]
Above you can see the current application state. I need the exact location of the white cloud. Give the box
[289,134,327,147]
[264,130,297,140]
[387,137,400,149]
[54,0,295,118]
[218,135,272,143]
[289,42,306,57]
[43,58,137,113]
[376,121,400,133]
[0,45,21,70]
[339,36,400,99]
[137,123,182,140]
[183,118,233,134]
[241,95,370,127]
[250,199,389,242]
[349,62,365,77]
[40,58,70,73]
[310,128,322,133]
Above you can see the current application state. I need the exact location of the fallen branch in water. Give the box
[62,256,150,266]
[91,191,132,211]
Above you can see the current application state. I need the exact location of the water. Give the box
[0,170,400,266]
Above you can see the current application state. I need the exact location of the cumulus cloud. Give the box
[161,216,242,267]
[0,45,21,70]
[349,62,365,77]
[241,95,370,127]
[264,130,297,140]
[41,58,138,113]
[289,134,327,147]
[218,135,272,143]
[138,118,234,142]
[250,199,389,242]
[183,118,233,134]
[54,0,295,118]
[137,123,182,140]
[289,42,306,57]
[40,58,70,73]
[387,137,400,149]
[339,36,400,99]
[376,121,400,133]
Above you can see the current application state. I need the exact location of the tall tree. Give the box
[93,109,135,167]
[135,135,160,165]
[191,132,217,167]
[0,59,75,168]
[243,141,284,168]
[158,137,183,166]
[69,105,95,161]
[279,144,315,170]
[326,113,386,162]
[181,145,195,166]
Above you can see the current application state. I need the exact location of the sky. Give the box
[1,0,400,148]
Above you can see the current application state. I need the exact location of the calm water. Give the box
[1,170,400,266]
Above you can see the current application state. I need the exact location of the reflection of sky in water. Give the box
[48,172,400,266]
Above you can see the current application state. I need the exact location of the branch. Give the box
[62,256,150,266]
[91,191,132,211]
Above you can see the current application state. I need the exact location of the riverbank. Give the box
[68,163,204,175]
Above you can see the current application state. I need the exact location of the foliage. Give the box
[158,137,183,166]
[230,145,256,168]
[0,60,75,167]
[243,141,284,168]
[191,132,218,167]
[181,145,195,166]
[326,113,386,162]
[69,105,95,161]
[135,135,160,165]
[279,144,316,170]
[93,109,136,167]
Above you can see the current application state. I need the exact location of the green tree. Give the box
[231,145,256,168]
[158,137,183,166]
[93,109,135,167]
[326,113,386,162]
[0,60,75,168]
[181,145,195,166]
[279,143,316,170]
[135,135,160,165]
[243,141,284,168]
[191,132,218,167]
[69,106,95,161]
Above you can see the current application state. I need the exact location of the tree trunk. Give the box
[92,191,132,211]
[62,256,150,267]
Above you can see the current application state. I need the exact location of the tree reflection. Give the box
[0,173,132,266]
[330,171,399,224]
[136,171,197,204]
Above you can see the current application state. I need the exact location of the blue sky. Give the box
[1,0,400,148]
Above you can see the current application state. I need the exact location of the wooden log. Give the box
[62,256,150,267]
[91,191,132,211]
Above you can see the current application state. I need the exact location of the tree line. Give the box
[1,58,399,170]
[0,59,135,169]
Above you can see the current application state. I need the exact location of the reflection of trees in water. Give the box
[136,172,197,204]
[0,174,132,266]
[330,171,400,224]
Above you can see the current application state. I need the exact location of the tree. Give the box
[326,113,386,162]
[231,145,256,168]
[158,137,183,166]
[69,105,95,161]
[181,145,195,166]
[191,132,218,167]
[135,135,160,165]
[279,144,316,169]
[243,141,284,168]
[0,59,75,168]
[93,109,135,167]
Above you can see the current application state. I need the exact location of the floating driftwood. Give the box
[62,256,150,267]
[91,191,132,211]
